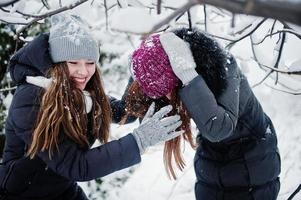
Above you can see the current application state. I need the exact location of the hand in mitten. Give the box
[131,102,183,154]
[160,32,198,85]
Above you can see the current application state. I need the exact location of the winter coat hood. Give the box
[9,33,53,85]
[173,28,229,98]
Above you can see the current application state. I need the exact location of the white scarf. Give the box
[26,76,93,113]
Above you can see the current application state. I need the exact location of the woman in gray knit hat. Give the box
[0,13,183,200]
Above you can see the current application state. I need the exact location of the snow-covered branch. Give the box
[11,0,89,36]
[197,0,301,26]
[0,86,17,93]
[148,0,198,34]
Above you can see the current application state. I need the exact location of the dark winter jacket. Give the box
[178,37,280,199]
[0,34,141,200]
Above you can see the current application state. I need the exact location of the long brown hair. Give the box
[122,80,196,179]
[27,63,112,159]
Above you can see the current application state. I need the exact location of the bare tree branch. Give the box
[273,32,286,84]
[148,0,198,34]
[253,30,301,45]
[250,35,266,70]
[207,33,235,42]
[187,9,192,31]
[203,4,207,31]
[0,18,28,25]
[42,0,50,10]
[270,19,277,36]
[234,23,252,35]
[104,0,108,31]
[197,0,301,26]
[149,3,177,11]
[265,84,301,95]
[0,7,46,18]
[261,64,301,75]
[226,18,266,48]
[157,0,161,14]
[0,86,17,93]
[252,69,273,88]
[0,0,20,7]
[288,184,301,200]
[14,0,89,36]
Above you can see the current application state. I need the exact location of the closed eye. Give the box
[67,61,78,65]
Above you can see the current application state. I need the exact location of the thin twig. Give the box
[260,64,301,75]
[0,18,28,25]
[234,23,252,35]
[149,3,177,11]
[265,84,301,95]
[161,12,186,33]
[273,32,286,84]
[157,0,161,14]
[0,0,20,7]
[250,35,266,70]
[1,7,49,18]
[231,13,235,28]
[187,9,192,31]
[226,18,267,49]
[207,33,235,42]
[288,184,301,200]
[0,86,17,93]
[203,4,207,31]
[270,19,277,37]
[104,0,108,31]
[253,29,301,45]
[15,0,89,37]
[42,0,50,10]
[148,0,198,34]
[252,70,273,88]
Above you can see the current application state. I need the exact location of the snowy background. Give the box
[1,0,301,199]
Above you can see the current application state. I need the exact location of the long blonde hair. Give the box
[27,63,112,158]
[122,80,196,179]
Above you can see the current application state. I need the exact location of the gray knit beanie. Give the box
[49,13,100,63]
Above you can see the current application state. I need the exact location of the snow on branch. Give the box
[13,0,89,36]
[197,0,301,26]
[146,0,301,35]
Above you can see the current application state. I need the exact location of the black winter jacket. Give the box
[179,44,280,200]
[0,34,140,200]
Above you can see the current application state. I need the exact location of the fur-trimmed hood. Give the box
[173,28,229,98]
[9,33,53,85]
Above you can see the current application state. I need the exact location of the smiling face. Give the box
[67,59,96,90]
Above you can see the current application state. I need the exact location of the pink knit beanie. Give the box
[131,34,178,99]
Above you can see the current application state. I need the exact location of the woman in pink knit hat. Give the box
[124,28,280,200]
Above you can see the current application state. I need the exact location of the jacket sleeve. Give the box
[10,84,141,181]
[109,77,137,124]
[179,59,241,142]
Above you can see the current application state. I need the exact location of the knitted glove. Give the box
[160,32,198,85]
[131,102,183,154]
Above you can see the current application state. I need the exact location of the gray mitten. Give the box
[160,32,198,85]
[131,102,184,154]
